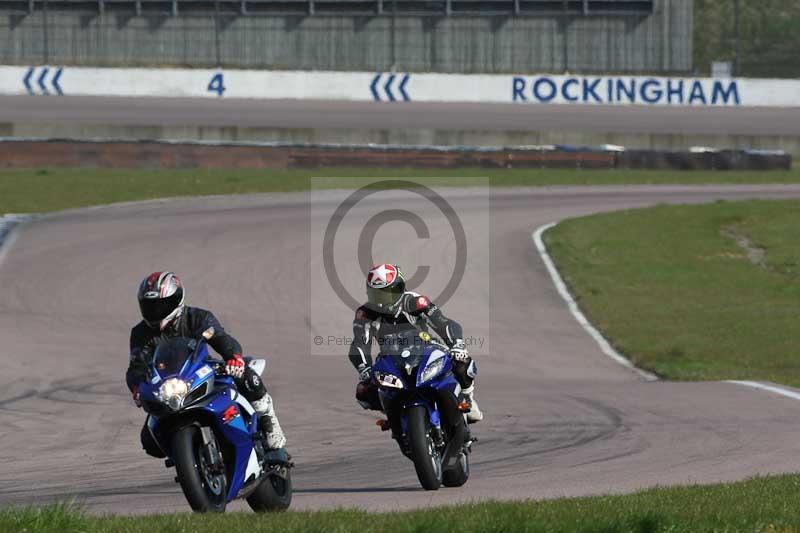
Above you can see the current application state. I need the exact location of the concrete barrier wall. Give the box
[2,65,798,107]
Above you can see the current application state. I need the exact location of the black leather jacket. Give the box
[126,306,242,392]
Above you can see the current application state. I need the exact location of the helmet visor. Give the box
[367,284,404,311]
[139,291,182,325]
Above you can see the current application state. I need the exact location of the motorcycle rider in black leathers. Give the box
[350,264,482,423]
[126,271,287,454]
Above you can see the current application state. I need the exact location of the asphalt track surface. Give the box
[1,95,800,135]
[3,185,800,514]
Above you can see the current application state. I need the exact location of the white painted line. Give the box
[0,228,20,269]
[726,380,800,402]
[532,222,659,382]
[0,215,29,269]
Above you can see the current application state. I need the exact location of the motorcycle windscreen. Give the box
[378,330,427,357]
[153,337,196,376]
[378,332,426,378]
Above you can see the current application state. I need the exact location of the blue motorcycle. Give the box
[372,330,473,490]
[138,329,292,512]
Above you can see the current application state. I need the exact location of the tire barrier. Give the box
[616,149,792,171]
[0,139,791,171]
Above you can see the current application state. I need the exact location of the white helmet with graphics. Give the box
[365,263,406,314]
[137,271,185,331]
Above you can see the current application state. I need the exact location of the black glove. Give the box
[449,339,469,362]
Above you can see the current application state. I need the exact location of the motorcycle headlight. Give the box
[158,378,189,410]
[376,372,404,389]
[418,357,446,384]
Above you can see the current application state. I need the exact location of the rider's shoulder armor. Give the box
[179,306,216,335]
[400,292,435,316]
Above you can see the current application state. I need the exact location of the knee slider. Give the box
[452,357,476,388]
[240,367,267,401]
[467,359,477,379]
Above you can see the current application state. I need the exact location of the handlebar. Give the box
[430,339,449,351]
[211,361,227,376]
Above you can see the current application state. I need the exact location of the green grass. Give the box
[6,474,800,532]
[2,167,800,215]
[544,199,800,385]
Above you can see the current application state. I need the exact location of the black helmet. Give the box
[137,271,185,331]
[365,264,406,314]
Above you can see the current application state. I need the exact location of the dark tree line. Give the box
[694,0,800,78]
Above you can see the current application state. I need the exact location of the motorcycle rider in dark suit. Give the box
[348,264,482,423]
[126,271,287,455]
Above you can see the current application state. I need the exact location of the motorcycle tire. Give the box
[246,465,293,512]
[407,405,442,490]
[171,425,227,513]
[442,450,470,487]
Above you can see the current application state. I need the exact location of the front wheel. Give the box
[171,425,227,513]
[246,465,293,512]
[407,405,442,490]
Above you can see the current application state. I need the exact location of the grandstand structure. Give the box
[1,0,654,17]
[0,0,689,74]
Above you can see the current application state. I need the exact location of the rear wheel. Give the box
[407,405,442,490]
[171,426,227,513]
[246,465,293,512]
[442,449,470,487]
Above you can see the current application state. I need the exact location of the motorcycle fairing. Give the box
[138,338,267,502]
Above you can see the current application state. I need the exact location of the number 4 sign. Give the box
[207,72,226,97]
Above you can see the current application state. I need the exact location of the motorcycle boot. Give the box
[252,392,287,450]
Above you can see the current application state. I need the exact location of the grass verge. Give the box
[2,167,800,215]
[544,199,800,385]
[5,474,800,532]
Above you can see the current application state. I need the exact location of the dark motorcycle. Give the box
[372,330,473,490]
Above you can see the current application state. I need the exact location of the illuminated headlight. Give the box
[376,372,404,389]
[158,378,189,410]
[418,357,445,384]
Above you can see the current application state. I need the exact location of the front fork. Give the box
[401,400,471,463]
[430,425,445,449]
[382,388,462,456]
[390,401,444,458]
[200,426,225,475]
